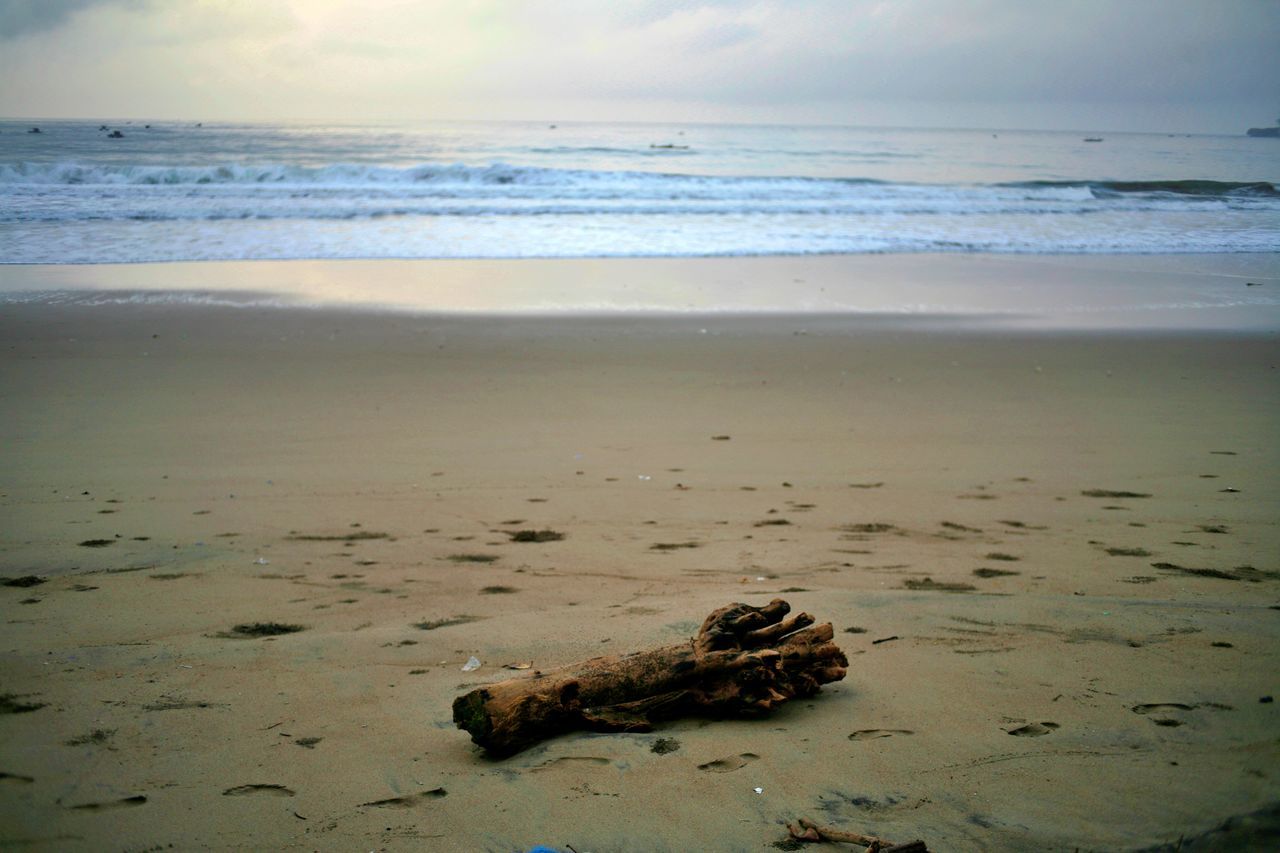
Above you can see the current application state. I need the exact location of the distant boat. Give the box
[1246,126,1279,138]
[650,143,689,150]
[1083,137,1103,143]
[107,130,124,138]
[27,127,41,134]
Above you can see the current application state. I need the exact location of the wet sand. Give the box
[1,290,1278,850]
[2,253,1278,328]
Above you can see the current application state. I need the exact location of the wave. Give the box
[0,161,549,186]
[1,198,1256,224]
[0,289,303,309]
[9,160,1265,196]
[3,161,1273,209]
[4,161,1276,227]
[3,211,1277,264]
[0,160,780,187]
[2,159,1276,262]
[525,145,697,157]
[1004,179,1279,198]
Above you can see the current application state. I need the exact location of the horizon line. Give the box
[0,115,1257,139]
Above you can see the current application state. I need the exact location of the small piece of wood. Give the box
[786,817,929,851]
[452,599,847,756]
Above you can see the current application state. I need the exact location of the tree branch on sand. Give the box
[452,598,848,757]
[787,817,930,851]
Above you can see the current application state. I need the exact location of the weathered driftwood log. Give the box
[787,816,929,851]
[452,598,847,756]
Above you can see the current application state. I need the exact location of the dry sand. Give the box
[1,277,1278,850]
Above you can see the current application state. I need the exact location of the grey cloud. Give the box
[0,0,129,39]
[541,0,1280,109]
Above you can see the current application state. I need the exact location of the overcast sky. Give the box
[1,0,1277,132]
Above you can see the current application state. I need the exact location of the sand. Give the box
[1,263,1278,850]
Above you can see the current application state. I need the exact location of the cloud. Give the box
[473,0,1280,107]
[0,0,1275,130]
[0,0,128,39]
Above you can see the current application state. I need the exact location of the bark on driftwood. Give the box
[452,598,847,756]
[787,817,929,851]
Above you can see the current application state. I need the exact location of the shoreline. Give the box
[2,253,1278,331]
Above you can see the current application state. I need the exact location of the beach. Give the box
[1,256,1277,851]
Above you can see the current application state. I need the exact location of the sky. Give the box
[1,0,1277,133]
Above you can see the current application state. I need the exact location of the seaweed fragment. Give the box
[413,615,478,631]
[225,622,306,638]
[0,694,46,714]
[287,531,390,542]
[506,529,565,543]
[1,576,45,588]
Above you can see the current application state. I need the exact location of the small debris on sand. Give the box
[414,616,478,631]
[650,737,681,755]
[903,578,975,592]
[973,568,1019,578]
[506,529,565,543]
[65,728,116,746]
[1,576,45,588]
[287,531,390,542]
[840,522,896,534]
[0,694,47,714]
[224,622,306,638]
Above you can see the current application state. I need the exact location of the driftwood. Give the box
[787,817,929,851]
[452,598,847,756]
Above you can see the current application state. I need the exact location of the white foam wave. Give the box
[0,289,304,309]
[2,160,1277,262]
[2,207,1277,264]
[0,160,807,187]
[2,160,1273,202]
[3,161,1274,231]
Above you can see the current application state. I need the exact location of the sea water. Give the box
[2,119,1278,264]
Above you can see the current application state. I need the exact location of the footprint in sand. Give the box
[1132,703,1194,715]
[359,788,447,808]
[697,753,759,772]
[849,729,914,741]
[222,784,295,797]
[1130,702,1230,727]
[1007,722,1059,737]
[68,795,147,810]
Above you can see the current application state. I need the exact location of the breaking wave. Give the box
[2,158,1277,262]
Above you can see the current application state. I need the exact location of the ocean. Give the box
[2,119,1278,264]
